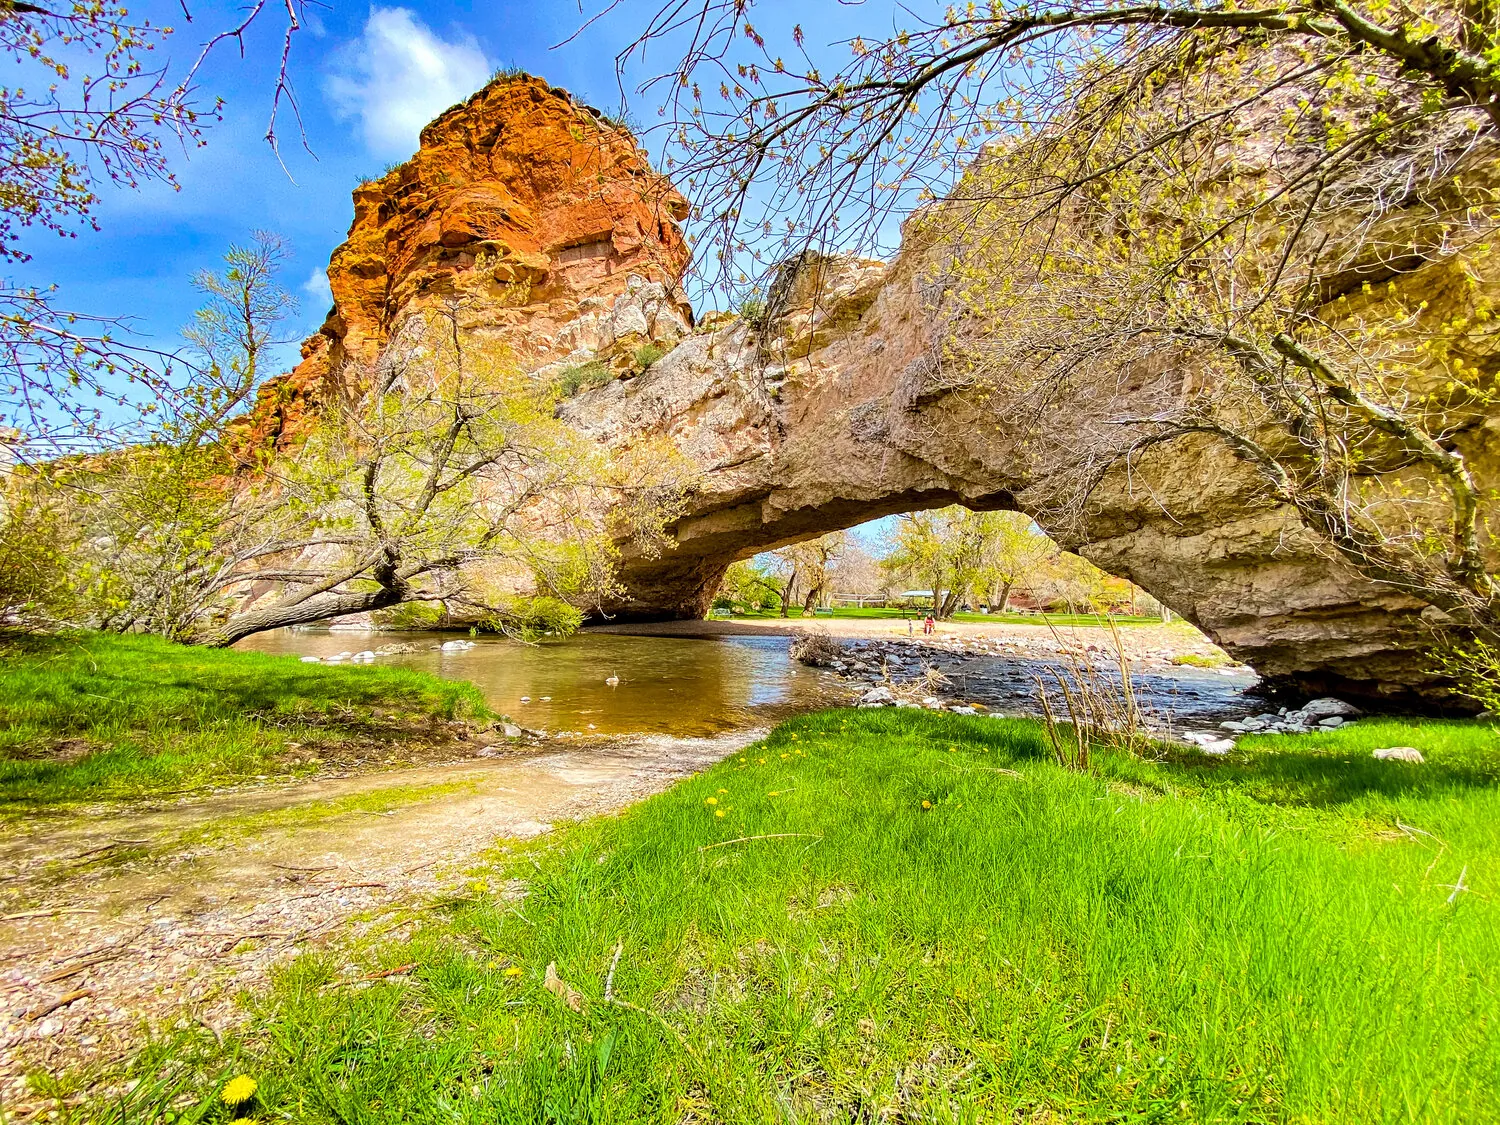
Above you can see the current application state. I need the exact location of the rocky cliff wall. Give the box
[263,72,1483,705]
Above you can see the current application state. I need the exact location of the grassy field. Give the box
[719,606,1164,628]
[0,631,490,808]
[79,709,1500,1123]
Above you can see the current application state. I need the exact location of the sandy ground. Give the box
[0,732,756,1119]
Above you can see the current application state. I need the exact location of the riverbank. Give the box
[0,632,497,808]
[588,613,1236,669]
[39,707,1498,1123]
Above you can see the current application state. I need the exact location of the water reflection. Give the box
[234,629,846,738]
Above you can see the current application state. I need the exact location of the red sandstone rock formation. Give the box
[234,75,691,453]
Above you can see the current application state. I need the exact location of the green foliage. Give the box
[491,65,530,83]
[374,600,447,630]
[632,344,667,370]
[480,596,585,643]
[0,632,490,807]
[715,559,781,612]
[97,709,1500,1121]
[0,488,71,617]
[553,360,613,397]
[1432,637,1500,713]
[736,290,766,327]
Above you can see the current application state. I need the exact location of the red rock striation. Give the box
[234,75,691,453]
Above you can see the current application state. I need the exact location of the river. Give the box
[236,622,1258,736]
[234,628,850,738]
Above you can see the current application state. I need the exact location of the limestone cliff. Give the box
[261,71,1486,706]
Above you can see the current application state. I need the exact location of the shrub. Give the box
[0,493,71,620]
[1433,638,1500,714]
[633,343,666,370]
[480,596,584,644]
[737,290,767,327]
[554,361,612,397]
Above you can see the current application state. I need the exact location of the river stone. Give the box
[1372,746,1424,762]
[502,723,523,738]
[1318,716,1344,728]
[299,656,321,663]
[859,686,894,706]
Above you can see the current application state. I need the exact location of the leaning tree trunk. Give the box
[994,580,1014,613]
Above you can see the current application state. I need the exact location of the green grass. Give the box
[80,710,1500,1123]
[0,631,490,808]
[721,605,1164,627]
[554,360,613,397]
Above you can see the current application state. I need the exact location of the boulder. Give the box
[859,686,894,707]
[1372,746,1425,763]
[1301,698,1361,720]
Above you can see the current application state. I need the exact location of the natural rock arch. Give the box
[263,74,1450,706]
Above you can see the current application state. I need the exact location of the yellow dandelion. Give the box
[768,790,779,797]
[921,800,932,810]
[715,809,726,818]
[221,1075,257,1107]
[757,757,766,764]
[780,753,789,759]
[705,797,719,806]
[717,788,728,794]
[503,966,523,978]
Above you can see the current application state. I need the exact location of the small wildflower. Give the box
[705,797,719,806]
[715,809,726,818]
[717,788,728,794]
[780,753,789,759]
[221,1076,257,1107]
[503,966,523,978]
[921,800,932,810]
[768,790,779,797]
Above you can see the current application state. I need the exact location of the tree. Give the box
[974,512,1055,612]
[716,558,780,611]
[879,508,990,618]
[636,0,1500,645]
[192,301,676,646]
[0,2,311,455]
[41,234,301,639]
[31,244,685,645]
[769,531,847,615]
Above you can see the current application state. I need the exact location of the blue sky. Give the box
[10,0,920,375]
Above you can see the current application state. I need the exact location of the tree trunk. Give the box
[194,583,410,647]
[996,580,1013,614]
[779,567,798,618]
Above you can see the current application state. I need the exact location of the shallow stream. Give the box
[235,629,849,737]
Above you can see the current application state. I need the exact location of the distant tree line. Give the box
[713,509,1158,619]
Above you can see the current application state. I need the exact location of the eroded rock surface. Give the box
[261,72,1481,705]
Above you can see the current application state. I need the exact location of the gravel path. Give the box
[0,731,756,1119]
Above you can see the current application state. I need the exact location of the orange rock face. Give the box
[239,75,691,452]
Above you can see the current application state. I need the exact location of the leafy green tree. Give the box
[716,558,780,611]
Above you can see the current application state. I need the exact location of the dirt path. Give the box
[0,731,757,1117]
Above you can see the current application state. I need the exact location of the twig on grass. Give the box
[601,944,698,1061]
[697,833,823,853]
[604,941,623,1003]
[3,908,99,921]
[24,989,92,1021]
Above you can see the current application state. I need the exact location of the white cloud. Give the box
[324,8,491,159]
[303,267,333,312]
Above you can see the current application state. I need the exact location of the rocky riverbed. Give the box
[802,633,1367,755]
